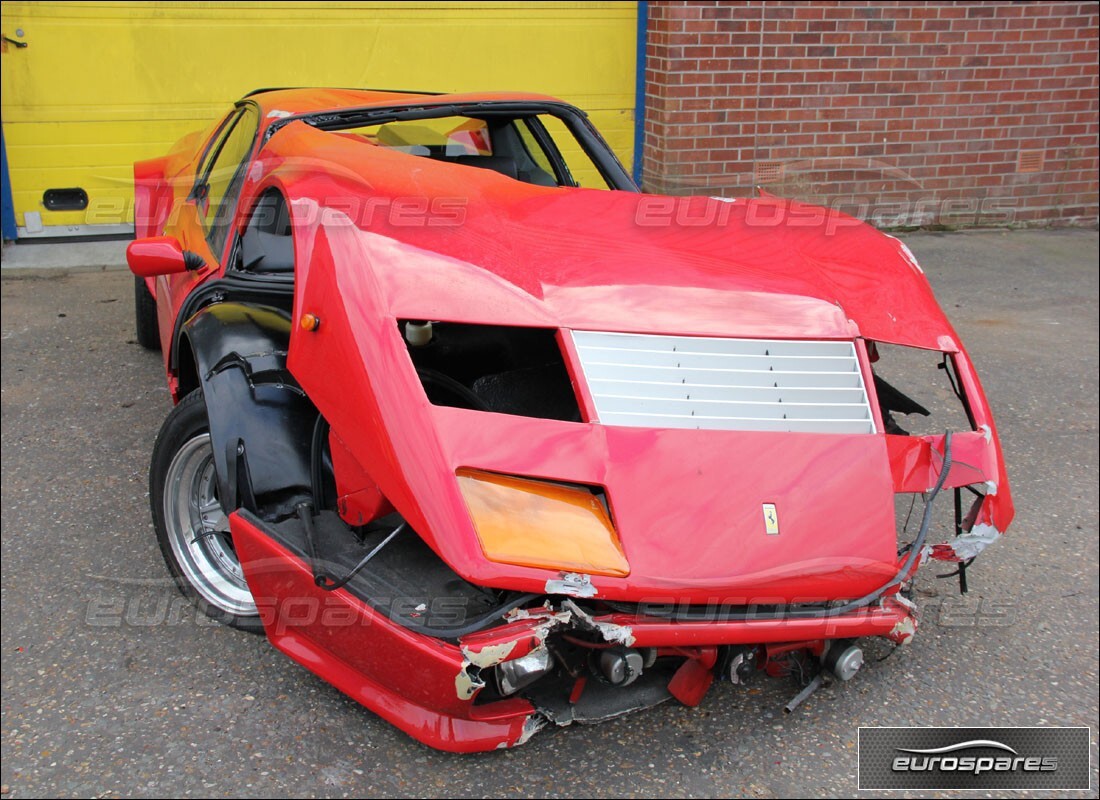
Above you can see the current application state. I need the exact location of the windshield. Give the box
[331,112,617,190]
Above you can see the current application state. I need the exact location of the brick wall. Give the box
[643,1,1099,227]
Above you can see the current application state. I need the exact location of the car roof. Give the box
[242,87,569,119]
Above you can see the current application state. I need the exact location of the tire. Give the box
[150,389,263,632]
[134,276,161,351]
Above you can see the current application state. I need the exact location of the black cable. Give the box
[940,355,978,429]
[416,367,492,412]
[309,415,330,510]
[384,592,541,640]
[817,429,951,617]
[940,355,964,405]
[298,502,406,591]
[296,501,322,580]
[294,502,536,637]
[900,492,919,537]
[316,523,406,591]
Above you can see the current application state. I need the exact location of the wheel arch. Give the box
[182,301,318,518]
[176,332,199,399]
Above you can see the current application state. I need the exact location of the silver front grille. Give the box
[571,331,875,434]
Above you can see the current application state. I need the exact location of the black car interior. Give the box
[367,116,560,186]
[239,189,294,274]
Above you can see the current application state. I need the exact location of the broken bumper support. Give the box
[233,509,918,751]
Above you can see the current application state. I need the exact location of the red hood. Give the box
[268,121,957,350]
[274,122,1008,604]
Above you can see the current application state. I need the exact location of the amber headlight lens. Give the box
[457,469,629,577]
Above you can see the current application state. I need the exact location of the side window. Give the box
[526,116,611,190]
[194,107,259,260]
[193,111,236,189]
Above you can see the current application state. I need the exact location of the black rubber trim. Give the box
[169,274,294,372]
[263,100,637,191]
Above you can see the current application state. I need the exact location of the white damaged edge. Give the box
[461,639,519,669]
[454,596,638,701]
[979,423,993,443]
[513,715,548,747]
[456,615,577,700]
[503,603,549,621]
[889,593,918,644]
[266,109,293,119]
[501,608,575,647]
[885,234,925,274]
[890,614,918,645]
[985,480,998,496]
[454,662,485,700]
[894,592,918,614]
[455,640,520,700]
[561,599,636,647]
[594,621,635,647]
[505,606,572,627]
[545,572,598,598]
[946,522,1001,559]
[532,613,573,644]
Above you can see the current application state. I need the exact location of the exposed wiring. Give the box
[937,556,977,580]
[939,355,964,404]
[317,523,407,592]
[388,592,541,640]
[901,492,919,537]
[293,500,538,638]
[309,414,330,510]
[875,641,901,663]
[561,633,617,649]
[297,501,405,591]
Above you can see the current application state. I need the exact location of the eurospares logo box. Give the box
[858,727,1090,791]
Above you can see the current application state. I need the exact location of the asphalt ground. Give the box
[2,229,1097,798]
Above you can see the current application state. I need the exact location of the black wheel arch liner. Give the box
[182,298,317,519]
[171,274,294,373]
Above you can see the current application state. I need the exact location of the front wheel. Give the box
[150,390,263,632]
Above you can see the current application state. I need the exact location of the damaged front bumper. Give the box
[232,509,920,752]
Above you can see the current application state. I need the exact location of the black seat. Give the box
[451,155,519,180]
[240,189,295,273]
[241,228,295,273]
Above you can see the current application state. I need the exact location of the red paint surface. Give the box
[136,88,1014,751]
[233,511,918,751]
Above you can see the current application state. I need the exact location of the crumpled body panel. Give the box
[162,91,1016,752]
